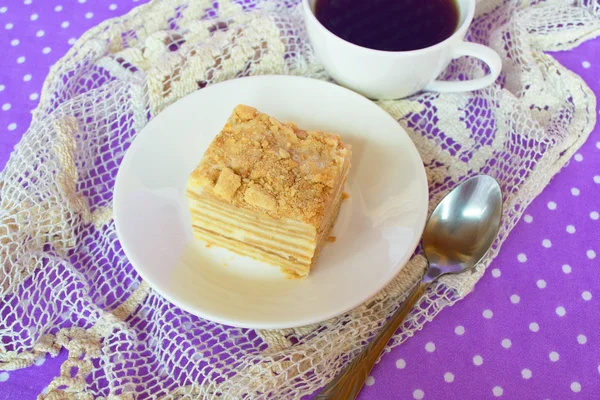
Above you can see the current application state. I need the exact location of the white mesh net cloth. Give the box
[0,0,598,398]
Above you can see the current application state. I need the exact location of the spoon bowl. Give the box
[423,175,503,279]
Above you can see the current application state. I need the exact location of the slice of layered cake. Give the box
[186,105,351,279]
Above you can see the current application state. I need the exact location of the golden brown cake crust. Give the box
[189,105,351,226]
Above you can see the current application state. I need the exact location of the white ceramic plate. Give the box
[114,76,428,329]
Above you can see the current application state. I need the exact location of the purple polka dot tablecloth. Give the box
[0,1,599,399]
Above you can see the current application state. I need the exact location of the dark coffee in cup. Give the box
[315,0,459,52]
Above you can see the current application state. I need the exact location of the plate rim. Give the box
[113,75,429,329]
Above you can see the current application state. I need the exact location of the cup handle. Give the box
[423,42,502,93]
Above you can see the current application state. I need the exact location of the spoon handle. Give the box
[315,280,430,400]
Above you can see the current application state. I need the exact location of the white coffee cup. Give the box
[302,0,502,99]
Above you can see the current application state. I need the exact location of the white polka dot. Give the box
[501,338,512,349]
[566,225,576,234]
[29,93,39,101]
[547,201,557,210]
[591,211,599,220]
[587,250,596,259]
[518,253,527,263]
[493,386,503,397]
[555,306,566,317]
[594,176,600,184]
[55,5,63,11]
[521,369,532,379]
[571,187,580,196]
[582,291,592,301]
[510,294,520,304]
[571,382,581,393]
[455,325,465,335]
[36,29,44,37]
[42,387,49,394]
[8,123,17,131]
[34,357,46,366]
[425,342,436,352]
[483,309,493,319]
[396,359,406,369]
[523,214,533,223]
[444,372,454,383]
[61,21,70,28]
[0,7,6,14]
[549,351,560,362]
[5,23,14,30]
[23,74,32,82]
[577,334,587,344]
[42,47,51,54]
[492,268,501,278]
[30,13,38,21]
[413,389,424,400]
[365,376,375,386]
[537,279,547,289]
[562,264,572,274]
[582,61,591,68]
[17,56,25,64]
[10,39,19,46]
[24,0,32,4]
[529,322,540,332]
[542,239,552,248]
[78,0,86,3]
[2,103,11,111]
[68,38,77,45]
[0,85,4,91]
[574,153,583,161]
[473,355,483,366]
[109,4,118,10]
[0,372,8,382]
[85,12,94,19]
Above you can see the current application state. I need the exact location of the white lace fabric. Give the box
[0,0,598,398]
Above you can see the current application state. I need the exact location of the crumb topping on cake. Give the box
[189,105,351,226]
[244,183,277,211]
[213,167,241,201]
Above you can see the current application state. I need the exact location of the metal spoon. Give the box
[316,175,503,400]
